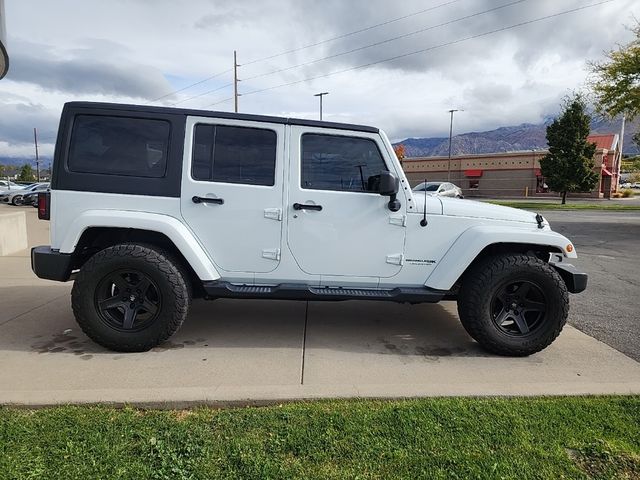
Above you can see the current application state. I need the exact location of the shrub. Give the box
[620,189,633,198]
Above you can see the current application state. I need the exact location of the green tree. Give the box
[540,96,599,204]
[17,164,35,182]
[0,164,6,179]
[589,22,640,139]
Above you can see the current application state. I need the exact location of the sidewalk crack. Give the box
[0,293,68,327]
[300,301,309,385]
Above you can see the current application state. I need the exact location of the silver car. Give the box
[0,180,25,192]
[0,182,48,205]
[413,181,464,198]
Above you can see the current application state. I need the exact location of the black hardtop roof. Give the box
[64,102,379,134]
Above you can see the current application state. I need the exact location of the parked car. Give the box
[413,181,464,198]
[0,180,25,192]
[0,182,48,205]
[32,101,586,356]
[21,184,51,207]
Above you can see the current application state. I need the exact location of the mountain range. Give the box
[395,117,638,158]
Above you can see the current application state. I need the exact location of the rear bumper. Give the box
[550,261,588,294]
[31,246,73,282]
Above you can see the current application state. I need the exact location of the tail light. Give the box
[38,192,50,220]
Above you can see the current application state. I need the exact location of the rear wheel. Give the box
[71,244,191,352]
[457,253,568,356]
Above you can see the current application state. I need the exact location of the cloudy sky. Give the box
[0,0,637,160]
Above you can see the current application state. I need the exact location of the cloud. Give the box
[6,40,171,99]
[0,99,59,146]
[0,0,638,159]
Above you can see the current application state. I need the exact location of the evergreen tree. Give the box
[540,96,599,204]
[17,164,35,182]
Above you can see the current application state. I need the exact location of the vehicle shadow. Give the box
[0,292,491,359]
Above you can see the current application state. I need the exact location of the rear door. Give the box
[181,116,285,274]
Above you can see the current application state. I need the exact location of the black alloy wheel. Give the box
[457,253,569,356]
[490,280,547,336]
[95,269,162,332]
[72,243,191,352]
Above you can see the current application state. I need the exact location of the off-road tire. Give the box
[71,243,191,352]
[457,253,569,356]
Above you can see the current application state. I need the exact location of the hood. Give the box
[411,195,444,215]
[440,197,541,224]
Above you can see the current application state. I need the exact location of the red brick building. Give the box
[402,134,621,198]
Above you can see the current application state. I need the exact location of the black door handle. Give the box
[293,203,322,211]
[192,196,224,205]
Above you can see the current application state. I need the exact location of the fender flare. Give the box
[59,210,221,281]
[424,225,577,291]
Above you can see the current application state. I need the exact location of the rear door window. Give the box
[192,124,277,186]
[68,115,170,178]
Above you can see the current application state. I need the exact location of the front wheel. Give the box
[71,244,191,352]
[457,254,568,356]
[11,195,23,205]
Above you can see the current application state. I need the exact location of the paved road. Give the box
[542,211,640,361]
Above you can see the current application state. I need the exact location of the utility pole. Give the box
[447,109,462,182]
[33,127,40,182]
[314,92,329,120]
[617,114,625,190]
[233,50,240,113]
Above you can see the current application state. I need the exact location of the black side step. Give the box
[202,281,447,304]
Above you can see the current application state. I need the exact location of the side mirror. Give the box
[367,171,401,212]
[367,171,399,196]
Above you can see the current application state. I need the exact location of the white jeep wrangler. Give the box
[32,102,587,355]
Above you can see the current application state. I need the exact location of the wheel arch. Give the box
[424,225,574,291]
[59,210,220,285]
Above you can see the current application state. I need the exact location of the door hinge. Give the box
[386,253,404,266]
[389,215,407,227]
[264,208,282,221]
[262,248,281,261]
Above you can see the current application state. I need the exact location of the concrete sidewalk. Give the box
[1,204,639,407]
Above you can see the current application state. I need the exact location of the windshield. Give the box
[414,182,441,192]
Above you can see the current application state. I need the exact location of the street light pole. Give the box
[447,109,460,182]
[314,92,329,120]
[33,127,40,182]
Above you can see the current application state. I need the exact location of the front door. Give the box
[287,127,406,278]
[181,117,285,274]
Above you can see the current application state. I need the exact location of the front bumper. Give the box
[31,246,73,282]
[550,261,588,294]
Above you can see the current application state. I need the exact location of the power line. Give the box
[242,0,463,67]
[243,0,527,82]
[146,0,461,104]
[240,1,615,99]
[202,96,234,109]
[146,68,232,104]
[168,82,233,106]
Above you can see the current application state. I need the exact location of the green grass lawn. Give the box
[488,201,640,211]
[1,397,639,479]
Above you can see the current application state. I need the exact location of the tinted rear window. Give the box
[67,115,170,178]
[192,124,277,186]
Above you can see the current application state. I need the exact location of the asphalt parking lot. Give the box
[542,210,640,361]
[0,203,638,406]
